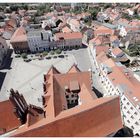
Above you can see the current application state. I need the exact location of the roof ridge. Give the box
[47,65,61,75]
[67,63,81,73]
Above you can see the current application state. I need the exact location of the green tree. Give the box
[88,8,100,20]
[21,53,27,59]
[50,50,55,55]
[22,4,28,10]
[35,9,44,16]
[104,3,112,9]
[55,49,62,54]
[10,5,19,11]
[42,51,48,56]
[122,13,132,20]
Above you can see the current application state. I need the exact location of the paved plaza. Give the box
[0,53,76,107]
[0,48,108,107]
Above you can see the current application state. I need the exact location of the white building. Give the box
[27,29,53,53]
[42,19,56,29]
[127,9,134,16]
[88,44,140,136]
[118,26,127,37]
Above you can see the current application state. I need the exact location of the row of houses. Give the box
[86,15,140,135]
[10,27,83,54]
[9,9,92,53]
[89,39,140,136]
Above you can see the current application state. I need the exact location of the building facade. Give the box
[27,29,53,53]
[54,32,82,50]
[10,27,29,54]
[88,44,140,136]
[0,36,9,68]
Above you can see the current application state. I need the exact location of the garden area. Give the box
[122,45,140,57]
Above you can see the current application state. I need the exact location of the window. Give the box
[123,98,126,101]
[127,120,130,123]
[134,112,138,115]
[135,122,139,126]
[71,94,74,98]
[123,114,126,118]
[66,95,69,98]
[127,111,130,114]
[130,107,133,110]
[124,106,127,109]
[127,102,130,105]
[131,126,134,129]
[131,115,134,119]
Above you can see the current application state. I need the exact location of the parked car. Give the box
[46,56,51,59]
[58,55,64,58]
[53,56,57,59]
[24,59,31,62]
[15,55,21,58]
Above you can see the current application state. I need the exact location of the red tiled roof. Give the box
[55,32,82,40]
[8,65,123,137]
[118,18,129,24]
[110,35,118,42]
[69,19,80,26]
[68,64,81,73]
[11,96,123,137]
[0,100,21,135]
[89,35,110,46]
[10,27,27,43]
[89,36,102,46]
[62,26,72,33]
[112,47,123,56]
[97,51,140,108]
[94,26,114,36]
[96,46,109,56]
[6,19,17,28]
[96,51,109,63]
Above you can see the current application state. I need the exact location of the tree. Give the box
[4,8,12,13]
[21,53,27,59]
[10,5,19,11]
[88,8,100,20]
[42,51,48,56]
[55,49,62,54]
[104,3,112,9]
[50,50,55,55]
[35,9,44,16]
[122,13,132,20]
[22,4,28,10]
